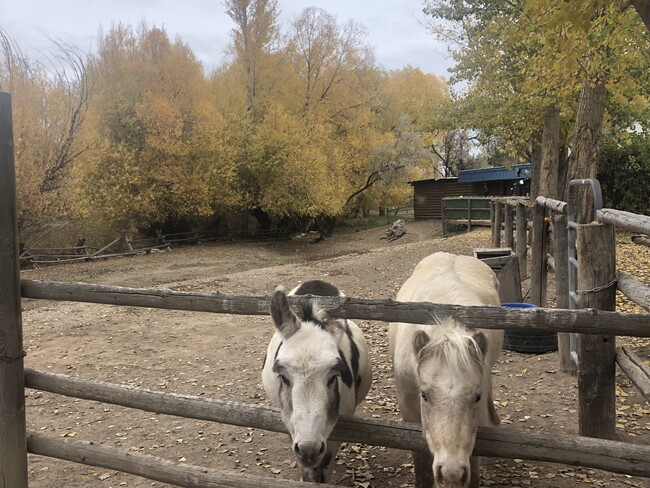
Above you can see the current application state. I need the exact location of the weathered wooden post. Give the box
[554,214,575,374]
[530,202,548,306]
[490,201,496,244]
[0,92,29,487]
[516,202,527,278]
[442,198,447,237]
[493,201,502,247]
[577,222,617,439]
[504,203,514,249]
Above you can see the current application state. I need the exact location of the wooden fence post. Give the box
[493,202,502,247]
[504,203,514,249]
[577,222,617,440]
[0,92,28,487]
[530,203,548,306]
[490,201,496,244]
[516,203,528,278]
[554,214,576,375]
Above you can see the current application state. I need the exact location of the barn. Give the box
[411,164,532,219]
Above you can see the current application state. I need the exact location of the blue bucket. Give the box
[501,302,558,354]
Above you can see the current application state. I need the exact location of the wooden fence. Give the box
[3,91,650,487]
[492,191,650,437]
[20,226,294,269]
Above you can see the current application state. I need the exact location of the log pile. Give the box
[382,219,406,241]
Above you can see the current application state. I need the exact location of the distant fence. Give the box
[20,227,293,269]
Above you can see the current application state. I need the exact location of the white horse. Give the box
[389,252,503,488]
[262,280,372,482]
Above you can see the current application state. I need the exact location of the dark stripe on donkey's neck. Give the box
[345,324,362,390]
[337,348,354,388]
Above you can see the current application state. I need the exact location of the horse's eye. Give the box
[475,394,482,403]
[327,375,339,387]
[279,375,291,387]
[421,391,428,402]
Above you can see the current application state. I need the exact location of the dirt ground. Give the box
[21,220,650,488]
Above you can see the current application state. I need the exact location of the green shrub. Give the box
[598,133,650,215]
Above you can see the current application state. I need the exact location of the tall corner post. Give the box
[576,222,617,439]
[0,92,29,488]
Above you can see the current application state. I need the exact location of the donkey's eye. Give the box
[327,375,339,387]
[279,375,291,387]
[421,391,429,402]
[474,394,482,403]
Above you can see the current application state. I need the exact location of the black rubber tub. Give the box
[501,302,558,354]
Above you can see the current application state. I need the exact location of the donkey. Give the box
[389,253,503,488]
[262,280,372,483]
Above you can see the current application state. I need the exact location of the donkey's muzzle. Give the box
[293,441,326,468]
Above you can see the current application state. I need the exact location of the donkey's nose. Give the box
[293,441,325,467]
[435,463,469,488]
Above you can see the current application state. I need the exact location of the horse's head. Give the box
[414,322,487,488]
[269,287,347,469]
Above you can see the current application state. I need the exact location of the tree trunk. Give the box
[530,130,542,199]
[632,0,650,32]
[540,105,561,199]
[558,144,569,202]
[250,207,271,235]
[568,79,608,224]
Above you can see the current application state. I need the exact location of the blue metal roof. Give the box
[458,164,532,183]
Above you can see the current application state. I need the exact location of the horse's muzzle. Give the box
[293,440,326,468]
[434,462,470,488]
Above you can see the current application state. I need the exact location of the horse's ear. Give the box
[469,330,488,360]
[413,330,430,357]
[270,287,300,338]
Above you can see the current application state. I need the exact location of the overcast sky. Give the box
[1,0,454,79]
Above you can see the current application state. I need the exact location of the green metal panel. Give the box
[443,197,491,221]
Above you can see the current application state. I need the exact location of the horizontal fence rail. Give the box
[617,272,650,312]
[21,280,650,336]
[27,432,335,488]
[24,369,650,478]
[535,196,567,214]
[597,209,650,235]
[616,347,650,403]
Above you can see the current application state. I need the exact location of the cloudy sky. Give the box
[1,0,454,79]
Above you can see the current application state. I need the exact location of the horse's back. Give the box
[389,252,503,424]
[396,252,500,306]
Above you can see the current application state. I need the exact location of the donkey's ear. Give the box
[468,330,488,360]
[270,287,300,338]
[413,330,430,357]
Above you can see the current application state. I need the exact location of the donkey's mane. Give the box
[299,299,329,325]
[417,319,484,377]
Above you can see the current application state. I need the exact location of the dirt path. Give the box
[22,221,650,488]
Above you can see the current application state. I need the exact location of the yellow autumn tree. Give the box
[0,31,95,244]
[75,24,233,233]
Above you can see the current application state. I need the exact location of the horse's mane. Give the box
[417,319,484,377]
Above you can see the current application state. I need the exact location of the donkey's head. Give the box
[269,287,347,469]
[414,322,488,488]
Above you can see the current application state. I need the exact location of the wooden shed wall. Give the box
[412,181,485,219]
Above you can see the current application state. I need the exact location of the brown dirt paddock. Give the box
[21,221,650,488]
